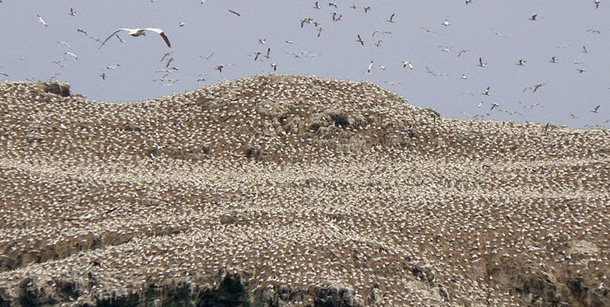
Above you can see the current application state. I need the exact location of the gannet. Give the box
[99,28,171,48]
[37,14,48,27]
[64,51,78,60]
[457,49,470,57]
[482,86,490,95]
[356,34,365,45]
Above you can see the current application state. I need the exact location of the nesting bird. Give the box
[0,64,608,307]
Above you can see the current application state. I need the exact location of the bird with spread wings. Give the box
[99,28,171,48]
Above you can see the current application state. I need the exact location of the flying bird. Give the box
[491,28,506,38]
[478,57,487,67]
[517,59,527,66]
[99,28,171,48]
[367,60,374,73]
[482,86,491,96]
[372,30,392,36]
[529,13,538,21]
[37,14,48,27]
[438,44,452,52]
[165,57,174,68]
[523,83,545,93]
[68,8,76,16]
[442,19,450,26]
[595,0,601,9]
[253,51,262,61]
[64,51,78,60]
[228,9,241,16]
[301,18,312,28]
[387,13,395,23]
[199,52,215,60]
[591,105,601,113]
[356,34,365,45]
[457,49,470,57]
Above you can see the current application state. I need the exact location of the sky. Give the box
[0,0,608,128]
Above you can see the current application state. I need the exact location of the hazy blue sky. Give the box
[0,1,608,128]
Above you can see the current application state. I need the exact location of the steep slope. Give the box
[0,75,609,306]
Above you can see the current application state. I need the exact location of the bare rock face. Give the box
[35,81,71,97]
[313,285,361,307]
[0,75,609,306]
[511,270,563,306]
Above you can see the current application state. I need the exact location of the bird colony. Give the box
[0,74,609,306]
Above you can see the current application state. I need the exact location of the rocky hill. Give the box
[0,75,609,306]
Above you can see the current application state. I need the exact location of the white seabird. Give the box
[356,34,365,45]
[64,51,78,60]
[99,28,171,48]
[387,13,395,23]
[37,14,48,27]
